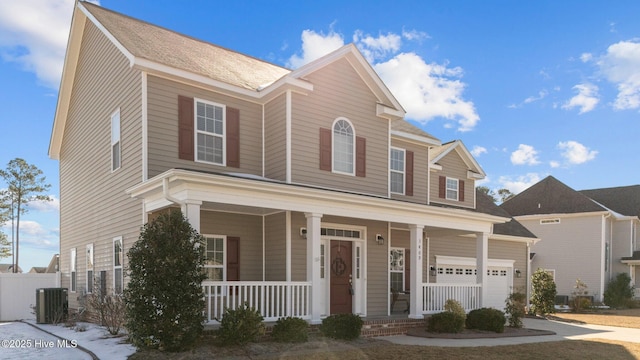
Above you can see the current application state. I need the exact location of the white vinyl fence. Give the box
[0,273,61,321]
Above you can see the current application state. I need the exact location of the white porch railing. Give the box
[422,283,481,314]
[202,281,311,322]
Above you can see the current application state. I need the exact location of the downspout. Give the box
[526,241,532,311]
[601,212,611,302]
[163,178,183,207]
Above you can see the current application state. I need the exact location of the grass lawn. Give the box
[129,309,640,359]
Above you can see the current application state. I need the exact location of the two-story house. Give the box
[501,176,640,303]
[49,2,537,324]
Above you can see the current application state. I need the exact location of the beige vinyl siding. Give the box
[611,219,631,276]
[200,211,263,281]
[290,59,389,196]
[488,239,528,291]
[59,21,142,309]
[264,94,287,181]
[146,75,263,178]
[524,214,605,299]
[290,212,308,282]
[265,212,286,280]
[390,138,428,204]
[430,151,475,209]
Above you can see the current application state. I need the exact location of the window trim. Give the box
[445,177,459,201]
[86,243,94,294]
[194,98,226,166]
[70,248,77,293]
[113,236,123,294]
[390,147,406,195]
[389,247,405,292]
[331,117,355,176]
[111,109,121,172]
[203,234,227,281]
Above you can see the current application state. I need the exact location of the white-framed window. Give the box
[70,248,77,293]
[389,248,405,292]
[446,177,459,200]
[332,118,354,175]
[86,244,94,293]
[203,235,225,281]
[390,148,405,194]
[544,269,556,281]
[195,99,225,165]
[113,237,123,294]
[111,109,121,171]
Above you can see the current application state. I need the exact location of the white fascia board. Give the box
[376,104,405,120]
[79,3,135,65]
[513,211,610,221]
[391,130,441,147]
[467,170,485,180]
[429,163,443,171]
[128,169,506,233]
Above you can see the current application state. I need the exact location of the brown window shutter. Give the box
[356,136,366,177]
[319,128,332,171]
[459,180,465,202]
[438,176,446,198]
[227,237,240,281]
[178,95,194,161]
[226,107,240,168]
[405,151,414,196]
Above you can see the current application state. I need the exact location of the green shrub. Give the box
[466,308,506,333]
[320,314,363,340]
[570,279,591,312]
[505,292,527,328]
[271,317,309,343]
[427,311,465,333]
[216,303,265,346]
[444,299,466,321]
[530,268,557,316]
[124,210,206,351]
[604,273,635,309]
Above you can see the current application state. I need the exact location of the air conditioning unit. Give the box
[36,288,69,324]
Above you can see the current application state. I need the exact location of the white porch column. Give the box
[181,200,202,233]
[305,212,323,324]
[409,224,424,319]
[476,232,489,308]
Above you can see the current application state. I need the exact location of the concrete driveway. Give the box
[380,317,640,347]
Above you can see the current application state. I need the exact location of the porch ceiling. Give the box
[127,169,509,233]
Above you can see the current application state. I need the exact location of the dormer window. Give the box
[332,118,354,175]
[446,178,459,200]
[438,176,465,202]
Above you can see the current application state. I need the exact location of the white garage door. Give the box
[436,265,511,310]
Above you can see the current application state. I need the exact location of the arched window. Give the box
[333,118,354,174]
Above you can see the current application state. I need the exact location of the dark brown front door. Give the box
[330,240,353,314]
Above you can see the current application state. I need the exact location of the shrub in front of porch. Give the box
[505,291,527,328]
[427,311,465,333]
[124,210,207,352]
[271,317,309,343]
[466,308,506,333]
[320,314,364,340]
[530,268,557,316]
[215,303,265,346]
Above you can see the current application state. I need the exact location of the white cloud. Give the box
[524,90,548,104]
[375,53,479,131]
[286,29,345,69]
[287,28,480,132]
[1,220,58,249]
[498,173,542,194]
[580,53,593,62]
[557,141,598,164]
[510,144,540,166]
[597,40,640,110]
[471,146,487,157]
[27,195,60,212]
[401,29,430,42]
[549,160,560,168]
[0,0,98,89]
[562,83,599,114]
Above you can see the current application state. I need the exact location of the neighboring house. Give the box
[0,264,22,273]
[49,2,536,324]
[501,176,640,303]
[29,267,47,274]
[27,255,59,274]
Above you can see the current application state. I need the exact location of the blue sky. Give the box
[1,0,639,271]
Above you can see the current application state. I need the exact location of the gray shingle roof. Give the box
[83,2,291,90]
[475,190,537,238]
[580,185,640,218]
[500,176,605,216]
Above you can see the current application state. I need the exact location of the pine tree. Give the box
[124,210,206,351]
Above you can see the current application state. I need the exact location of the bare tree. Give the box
[0,158,52,273]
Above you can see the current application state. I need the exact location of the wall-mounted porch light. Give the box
[429,266,437,277]
[376,234,385,245]
[515,269,521,278]
[300,227,307,239]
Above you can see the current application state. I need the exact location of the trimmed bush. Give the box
[427,311,465,333]
[271,317,309,343]
[530,268,557,316]
[216,303,265,346]
[505,292,527,328]
[444,299,466,321]
[604,273,635,309]
[466,308,506,333]
[320,314,363,340]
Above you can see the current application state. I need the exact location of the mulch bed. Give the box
[407,326,555,339]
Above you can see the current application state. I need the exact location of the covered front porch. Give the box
[128,169,509,324]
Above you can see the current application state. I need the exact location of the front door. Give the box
[330,240,353,314]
